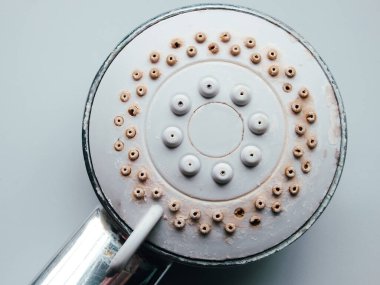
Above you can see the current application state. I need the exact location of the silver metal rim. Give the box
[82,3,347,266]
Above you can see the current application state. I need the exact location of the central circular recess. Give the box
[188,103,243,157]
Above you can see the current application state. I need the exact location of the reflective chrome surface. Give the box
[32,208,171,285]
[32,208,123,284]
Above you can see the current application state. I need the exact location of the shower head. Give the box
[83,4,346,266]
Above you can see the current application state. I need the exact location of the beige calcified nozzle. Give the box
[85,5,346,264]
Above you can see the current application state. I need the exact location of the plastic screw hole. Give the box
[234,207,245,218]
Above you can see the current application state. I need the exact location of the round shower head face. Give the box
[83,5,346,265]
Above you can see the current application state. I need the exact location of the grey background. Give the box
[0,0,378,284]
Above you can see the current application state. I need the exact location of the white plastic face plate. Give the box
[85,6,345,263]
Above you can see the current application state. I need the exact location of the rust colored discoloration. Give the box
[271,201,282,213]
[137,169,148,182]
[250,53,261,64]
[306,111,317,123]
[149,68,161,80]
[298,87,309,99]
[244,37,256,48]
[307,136,318,149]
[268,65,279,76]
[119,90,131,102]
[114,116,124,126]
[136,85,147,97]
[171,38,183,49]
[166,54,177,66]
[168,199,181,212]
[199,223,211,234]
[120,165,131,176]
[230,44,241,56]
[224,223,236,234]
[289,184,300,195]
[149,51,160,63]
[285,166,296,178]
[283,83,292,93]
[301,160,311,173]
[114,140,124,151]
[132,70,143,81]
[128,148,139,161]
[272,185,282,196]
[267,49,278,60]
[151,187,163,199]
[173,215,186,229]
[220,32,231,43]
[186,46,197,57]
[208,42,219,54]
[133,187,145,199]
[255,197,266,210]
[291,101,302,113]
[195,32,206,43]
[293,146,304,158]
[125,127,137,139]
[295,124,306,136]
[190,208,201,220]
[325,84,342,145]
[127,103,141,117]
[249,215,261,226]
[233,207,245,218]
[212,210,224,222]
[285,67,296,78]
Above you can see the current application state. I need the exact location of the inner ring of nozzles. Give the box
[146,61,286,200]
